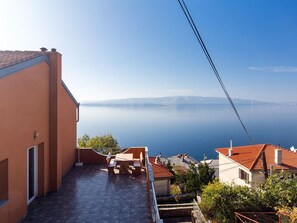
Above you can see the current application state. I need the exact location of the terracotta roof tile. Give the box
[255,144,297,170]
[216,144,297,171]
[149,157,173,179]
[0,50,47,69]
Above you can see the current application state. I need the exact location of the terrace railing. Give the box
[145,147,163,223]
[234,212,279,223]
[192,198,210,223]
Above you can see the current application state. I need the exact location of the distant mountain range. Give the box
[81,96,274,106]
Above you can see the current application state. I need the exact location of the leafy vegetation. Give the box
[165,160,175,176]
[199,172,297,223]
[170,184,182,203]
[277,207,297,223]
[184,163,202,194]
[258,171,297,209]
[168,162,215,198]
[197,162,215,187]
[200,180,265,223]
[77,134,121,154]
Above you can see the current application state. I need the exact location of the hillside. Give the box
[81,96,270,106]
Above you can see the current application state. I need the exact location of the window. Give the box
[239,168,249,183]
[0,158,8,207]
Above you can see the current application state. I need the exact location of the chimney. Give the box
[40,47,47,52]
[51,48,57,52]
[228,140,233,156]
[155,156,161,164]
[274,149,282,165]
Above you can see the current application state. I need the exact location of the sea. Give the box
[78,104,297,161]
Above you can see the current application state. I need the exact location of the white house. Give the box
[216,144,297,188]
[149,157,173,197]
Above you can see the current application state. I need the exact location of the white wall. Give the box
[154,179,170,197]
[218,153,251,187]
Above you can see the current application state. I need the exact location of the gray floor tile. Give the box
[22,164,151,223]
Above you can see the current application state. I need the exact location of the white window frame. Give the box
[239,168,249,183]
[27,146,38,204]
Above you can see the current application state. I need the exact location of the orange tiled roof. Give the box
[216,144,297,171]
[0,50,47,69]
[149,157,173,179]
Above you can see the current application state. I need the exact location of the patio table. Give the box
[114,153,134,175]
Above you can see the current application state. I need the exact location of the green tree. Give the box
[174,171,187,193]
[77,134,90,148]
[165,160,174,175]
[258,171,297,209]
[77,134,121,154]
[184,163,201,194]
[198,162,215,187]
[165,160,176,184]
[199,172,297,223]
[173,163,215,195]
[200,180,263,223]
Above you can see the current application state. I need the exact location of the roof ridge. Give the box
[0,51,48,71]
[149,158,173,178]
[152,162,171,174]
[250,144,266,170]
[217,143,265,150]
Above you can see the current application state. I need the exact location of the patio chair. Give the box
[106,152,116,175]
[107,159,117,175]
[132,152,143,176]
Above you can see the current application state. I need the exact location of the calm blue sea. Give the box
[78,104,297,161]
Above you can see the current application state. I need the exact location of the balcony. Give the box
[22,147,161,223]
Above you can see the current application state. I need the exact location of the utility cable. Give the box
[178,0,253,144]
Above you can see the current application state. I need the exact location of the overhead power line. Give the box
[178,0,253,144]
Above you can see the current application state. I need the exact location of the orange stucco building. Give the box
[0,49,79,223]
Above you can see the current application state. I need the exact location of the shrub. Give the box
[258,171,297,209]
[170,184,182,203]
[200,180,263,223]
[77,134,121,154]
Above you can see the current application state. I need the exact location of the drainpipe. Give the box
[75,148,83,166]
[270,164,274,176]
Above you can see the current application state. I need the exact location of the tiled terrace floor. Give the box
[22,164,151,223]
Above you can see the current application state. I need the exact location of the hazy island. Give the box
[80,96,274,106]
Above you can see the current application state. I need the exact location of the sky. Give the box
[1,0,297,102]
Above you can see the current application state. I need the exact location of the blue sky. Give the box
[1,0,297,102]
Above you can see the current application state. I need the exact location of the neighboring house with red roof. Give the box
[0,49,79,223]
[149,157,173,196]
[216,144,297,188]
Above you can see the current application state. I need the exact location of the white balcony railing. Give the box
[144,147,163,223]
